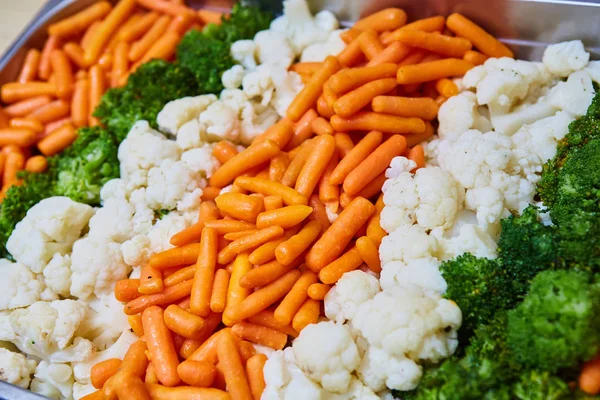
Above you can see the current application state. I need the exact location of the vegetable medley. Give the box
[0,0,599,399]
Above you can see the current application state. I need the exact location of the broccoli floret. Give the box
[94,60,202,141]
[507,270,600,372]
[512,370,572,400]
[53,127,119,204]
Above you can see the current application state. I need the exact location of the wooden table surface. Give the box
[0,0,47,55]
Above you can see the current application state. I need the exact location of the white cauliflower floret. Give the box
[99,179,127,202]
[76,296,129,351]
[7,197,94,273]
[43,254,72,297]
[181,144,220,179]
[198,101,241,142]
[382,166,464,232]
[293,322,360,393]
[231,40,257,70]
[49,337,94,364]
[118,121,181,182]
[121,234,151,268]
[357,346,422,392]
[548,70,594,116]
[353,286,462,364]
[239,102,279,145]
[157,95,216,135]
[145,159,202,210]
[242,64,275,106]
[464,186,508,231]
[433,223,498,261]
[0,348,37,388]
[490,100,557,136]
[0,259,45,311]
[220,88,250,113]
[270,68,304,117]
[437,92,492,140]
[584,60,600,83]
[254,30,295,68]
[31,361,74,400]
[176,119,204,150]
[380,259,446,296]
[300,29,346,62]
[70,238,130,300]
[222,65,246,89]
[87,197,138,243]
[324,271,380,324]
[543,40,589,77]
[379,225,439,265]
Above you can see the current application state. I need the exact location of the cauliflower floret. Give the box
[198,101,241,142]
[239,102,279,145]
[437,92,492,140]
[254,30,295,68]
[31,361,74,400]
[43,254,72,297]
[0,348,37,388]
[324,271,380,324]
[181,144,220,179]
[76,296,130,351]
[49,337,94,364]
[357,346,422,392]
[87,198,138,243]
[270,68,304,117]
[464,186,508,231]
[156,95,216,135]
[353,286,462,364]
[543,40,590,77]
[292,322,360,393]
[70,238,130,300]
[0,259,45,311]
[7,197,94,273]
[300,29,346,62]
[145,159,202,210]
[433,223,498,261]
[380,259,446,296]
[548,70,594,116]
[382,166,464,232]
[222,65,246,89]
[242,64,275,105]
[489,100,557,136]
[379,225,439,265]
[231,40,257,70]
[176,119,204,150]
[121,234,151,268]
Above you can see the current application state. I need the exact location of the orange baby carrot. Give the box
[234,176,308,206]
[25,99,69,124]
[344,135,407,195]
[395,29,472,57]
[246,354,267,400]
[268,154,289,183]
[84,0,137,64]
[142,306,180,386]
[292,298,320,332]
[119,12,160,42]
[311,117,333,136]
[88,64,105,125]
[39,36,61,80]
[354,8,407,32]
[80,21,100,49]
[138,264,164,295]
[177,360,216,388]
[124,279,193,315]
[111,42,129,88]
[319,151,339,204]
[274,270,318,325]
[256,205,313,230]
[334,77,397,117]
[137,0,195,17]
[248,310,298,338]
[306,197,375,272]
[213,140,238,164]
[146,362,159,384]
[201,187,222,202]
[330,130,382,185]
[287,56,341,122]
[224,269,302,327]
[248,234,289,266]
[188,328,229,364]
[240,256,299,289]
[49,1,112,37]
[280,140,314,188]
[463,49,488,65]
[203,220,256,236]
[164,266,195,287]
[329,63,397,95]
[2,151,24,189]
[215,192,263,223]
[408,144,425,169]
[331,112,425,135]
[210,269,230,313]
[217,329,253,400]
[128,314,144,337]
[340,28,360,43]
[128,14,172,62]
[406,120,435,147]
[307,283,331,301]
[170,201,220,247]
[190,227,218,317]
[222,253,253,326]
[397,58,474,84]
[382,15,446,45]
[38,123,77,156]
[254,118,294,149]
[275,220,321,266]
[1,82,57,104]
[367,41,412,66]
[308,195,331,232]
[334,133,354,158]
[366,214,387,246]
[91,358,121,389]
[149,243,201,270]
[0,109,7,130]
[43,116,71,136]
[218,226,283,268]
[289,62,322,75]
[18,49,40,83]
[358,30,385,60]
[198,9,224,24]
[317,95,334,119]
[397,49,429,67]
[232,322,288,350]
[435,77,459,98]
[164,304,206,339]
[579,355,600,395]
[295,134,336,198]
[25,155,48,173]
[356,236,381,273]
[371,96,438,120]
[337,36,364,67]
[210,140,280,188]
[319,246,363,284]
[145,384,229,400]
[9,118,43,133]
[263,196,283,212]
[115,279,141,302]
[71,77,89,128]
[446,13,513,58]
[4,96,51,117]
[135,31,180,67]
[168,13,194,35]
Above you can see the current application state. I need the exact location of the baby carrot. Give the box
[164,304,206,339]
[408,144,425,169]
[344,134,407,195]
[395,29,472,58]
[446,13,514,58]
[215,192,263,223]
[308,195,331,232]
[435,78,459,98]
[227,268,302,324]
[149,243,201,270]
[382,15,446,45]
[330,130,382,185]
[168,13,194,35]
[49,1,111,37]
[139,264,164,295]
[170,201,220,247]
[307,283,331,301]
[287,55,341,122]
[248,310,298,338]
[39,36,61,80]
[337,36,364,67]
[164,266,195,287]
[9,118,43,133]
[210,269,230,313]
[331,112,425,135]
[119,12,160,42]
[256,205,313,230]
[146,362,159,384]
[232,322,288,350]
[190,227,218,317]
[25,155,47,173]
[124,279,193,315]
[274,270,318,325]
[136,31,180,67]
[115,279,141,302]
[311,117,333,136]
[234,176,308,206]
[210,140,280,188]
[240,254,301,289]
[329,63,397,95]
[4,96,51,117]
[319,246,363,284]
[177,360,216,388]
[295,134,336,198]
[367,41,412,66]
[289,62,322,75]
[463,49,489,65]
[111,42,129,88]
[128,314,144,337]
[334,77,397,117]
[26,99,69,123]
[356,236,381,273]
[254,118,294,149]
[579,355,600,395]
[84,0,137,64]
[217,330,253,400]
[292,298,320,332]
[358,30,385,60]
[88,65,105,125]
[38,123,77,156]
[145,384,229,400]
[128,15,172,62]
[263,196,283,212]
[248,235,289,266]
[275,220,321,266]
[213,140,238,164]
[334,133,354,158]
[1,82,57,103]
[137,0,195,17]
[91,358,121,389]
[203,220,256,236]
[397,49,429,67]
[201,187,221,202]
[218,226,284,265]
[80,21,100,49]
[406,120,435,147]
[49,50,74,99]
[354,8,407,32]
[222,253,253,326]
[71,77,89,127]
[319,152,339,205]
[18,49,40,83]
[366,214,387,246]
[397,58,474,84]
[2,151,24,189]
[142,306,180,386]
[371,96,438,120]
[317,95,334,119]
[246,354,267,400]
[268,154,289,183]
[280,140,313,188]
[306,197,375,272]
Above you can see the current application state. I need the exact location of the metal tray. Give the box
[1,0,600,398]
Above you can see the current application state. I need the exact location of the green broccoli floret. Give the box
[512,370,572,400]
[176,4,272,93]
[53,126,119,204]
[94,60,202,141]
[507,270,600,373]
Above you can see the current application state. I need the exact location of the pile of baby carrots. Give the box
[87,9,511,400]
[0,0,221,197]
